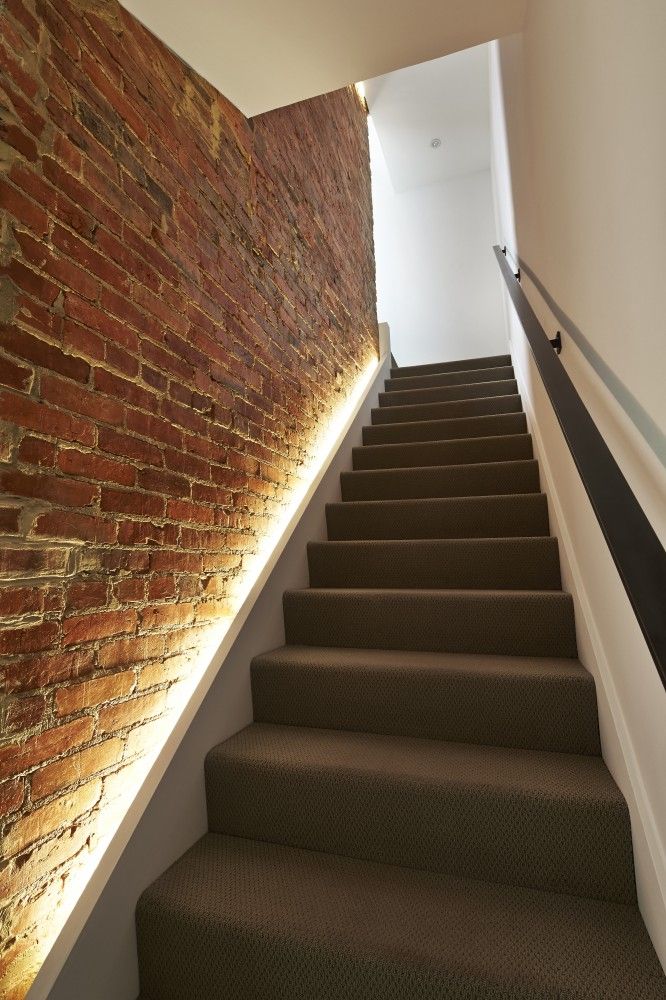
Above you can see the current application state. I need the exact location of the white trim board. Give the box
[510,343,666,972]
[31,341,391,1000]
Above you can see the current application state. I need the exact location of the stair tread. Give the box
[378,378,518,407]
[341,459,541,501]
[205,723,633,901]
[136,834,665,1000]
[390,352,511,377]
[208,721,618,805]
[384,364,514,391]
[254,643,592,681]
[371,393,522,424]
[362,410,527,445]
[353,432,532,469]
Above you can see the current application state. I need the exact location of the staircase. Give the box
[136,354,666,999]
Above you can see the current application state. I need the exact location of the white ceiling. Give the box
[119,0,526,118]
[365,44,491,193]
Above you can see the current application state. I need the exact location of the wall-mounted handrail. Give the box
[493,244,666,689]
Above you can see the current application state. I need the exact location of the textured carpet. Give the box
[137,835,666,1000]
[325,493,550,540]
[352,432,533,469]
[251,646,600,754]
[137,352,666,998]
[378,378,519,407]
[383,363,515,391]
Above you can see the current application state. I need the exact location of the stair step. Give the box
[251,646,601,754]
[384,364,514,392]
[326,493,551,540]
[362,410,527,445]
[378,378,518,408]
[283,588,577,658]
[341,459,540,501]
[204,724,632,902]
[352,433,532,470]
[390,352,511,378]
[137,835,664,1000]
[308,538,561,590]
[371,393,522,425]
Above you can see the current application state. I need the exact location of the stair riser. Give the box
[308,539,561,591]
[390,353,511,379]
[384,365,514,392]
[283,591,578,658]
[137,834,661,1000]
[326,494,551,540]
[378,379,518,408]
[371,394,522,425]
[362,411,527,445]
[251,659,601,754]
[205,749,632,903]
[352,434,532,470]
[341,460,540,501]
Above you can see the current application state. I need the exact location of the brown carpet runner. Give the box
[136,354,666,999]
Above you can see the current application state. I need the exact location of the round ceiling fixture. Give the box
[430,137,442,149]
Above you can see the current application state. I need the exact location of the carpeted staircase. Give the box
[136,354,666,999]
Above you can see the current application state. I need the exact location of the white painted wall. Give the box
[489,2,666,969]
[370,120,507,366]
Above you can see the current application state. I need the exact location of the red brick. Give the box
[147,576,177,601]
[97,690,167,734]
[100,487,165,518]
[55,671,134,716]
[0,391,95,446]
[17,436,57,467]
[4,648,96,693]
[65,580,108,613]
[98,426,162,466]
[98,633,165,670]
[0,178,49,235]
[139,602,195,632]
[0,778,25,816]
[114,578,144,602]
[0,585,49,618]
[4,695,47,733]
[137,467,189,498]
[57,448,135,486]
[33,509,117,544]
[4,778,101,854]
[62,609,137,647]
[0,717,95,781]
[0,355,33,392]
[0,620,59,657]
[0,326,90,382]
[0,504,21,534]
[41,373,124,425]
[0,470,97,508]
[31,737,124,799]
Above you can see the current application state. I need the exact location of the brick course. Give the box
[0,0,377,994]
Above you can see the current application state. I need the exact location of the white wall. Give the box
[370,119,507,366]
[489,2,666,969]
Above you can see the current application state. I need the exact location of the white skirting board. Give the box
[31,341,391,1000]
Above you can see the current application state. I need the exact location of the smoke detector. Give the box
[430,137,442,149]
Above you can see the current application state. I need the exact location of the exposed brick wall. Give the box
[0,0,377,993]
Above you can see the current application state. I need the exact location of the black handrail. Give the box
[493,244,666,689]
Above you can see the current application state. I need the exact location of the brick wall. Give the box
[0,0,377,993]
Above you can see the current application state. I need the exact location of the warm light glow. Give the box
[30,355,380,993]
[354,81,366,101]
